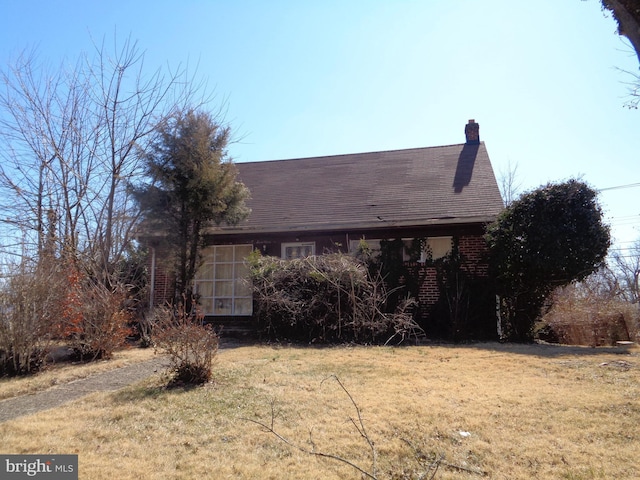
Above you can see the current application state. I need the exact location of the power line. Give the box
[598,182,640,192]
[608,216,640,224]
[610,245,638,251]
[608,214,640,220]
[611,239,640,245]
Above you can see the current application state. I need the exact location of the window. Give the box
[422,236,453,261]
[281,242,315,260]
[349,237,452,262]
[194,244,253,316]
[349,239,381,257]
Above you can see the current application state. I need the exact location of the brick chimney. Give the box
[464,119,480,145]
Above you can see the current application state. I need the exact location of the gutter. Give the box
[202,215,500,236]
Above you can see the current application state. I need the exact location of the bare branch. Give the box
[498,160,522,207]
[0,33,214,278]
[243,376,379,480]
[243,414,378,480]
[323,374,377,477]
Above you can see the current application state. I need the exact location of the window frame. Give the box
[423,236,453,261]
[281,242,316,260]
[349,236,453,262]
[193,244,253,316]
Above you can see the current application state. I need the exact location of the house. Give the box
[147,119,504,329]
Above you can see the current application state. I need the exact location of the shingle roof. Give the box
[214,141,504,234]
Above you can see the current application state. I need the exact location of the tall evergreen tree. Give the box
[134,109,250,311]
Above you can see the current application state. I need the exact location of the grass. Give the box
[1,342,639,479]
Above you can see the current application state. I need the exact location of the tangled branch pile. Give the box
[248,252,422,344]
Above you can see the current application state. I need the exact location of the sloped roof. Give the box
[213,141,504,235]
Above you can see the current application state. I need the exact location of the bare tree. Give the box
[601,0,640,65]
[598,0,640,108]
[0,36,206,278]
[612,238,640,303]
[497,160,522,207]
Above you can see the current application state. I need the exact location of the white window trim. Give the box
[281,242,316,260]
[194,244,253,316]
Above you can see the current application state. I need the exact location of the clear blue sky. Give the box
[1,0,638,255]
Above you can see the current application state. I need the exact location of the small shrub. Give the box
[152,306,219,385]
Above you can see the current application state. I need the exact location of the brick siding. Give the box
[147,252,173,307]
[416,234,490,313]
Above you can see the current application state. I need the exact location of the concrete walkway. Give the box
[0,356,171,423]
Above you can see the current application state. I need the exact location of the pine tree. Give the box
[134,109,250,311]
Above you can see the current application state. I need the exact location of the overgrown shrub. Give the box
[57,267,132,361]
[360,237,495,342]
[359,238,423,318]
[113,245,150,345]
[0,252,143,373]
[538,282,639,346]
[428,245,497,342]
[486,180,610,342]
[0,265,64,376]
[248,252,423,344]
[152,305,219,385]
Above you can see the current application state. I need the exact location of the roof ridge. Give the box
[235,141,483,165]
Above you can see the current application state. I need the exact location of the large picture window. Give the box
[194,244,253,316]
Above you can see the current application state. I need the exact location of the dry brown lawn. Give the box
[1,342,639,479]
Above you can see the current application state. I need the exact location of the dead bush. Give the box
[538,282,639,346]
[248,252,424,344]
[57,267,133,361]
[152,305,219,385]
[0,265,64,376]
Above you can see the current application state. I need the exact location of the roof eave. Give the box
[204,215,499,236]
